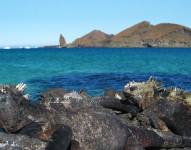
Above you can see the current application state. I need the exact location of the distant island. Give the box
[58,21,191,48]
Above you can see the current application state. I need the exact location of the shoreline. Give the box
[0,78,191,149]
[1,47,191,50]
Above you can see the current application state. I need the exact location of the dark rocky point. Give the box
[59,34,67,48]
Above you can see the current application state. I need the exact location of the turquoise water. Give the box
[0,48,191,99]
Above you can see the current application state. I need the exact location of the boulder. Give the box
[62,108,128,150]
[123,77,163,110]
[140,99,191,137]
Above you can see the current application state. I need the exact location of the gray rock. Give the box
[0,132,46,150]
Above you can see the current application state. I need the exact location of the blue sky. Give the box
[0,0,191,46]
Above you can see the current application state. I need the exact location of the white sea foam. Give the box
[24,46,31,49]
[3,46,11,49]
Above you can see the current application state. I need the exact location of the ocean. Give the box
[0,48,191,100]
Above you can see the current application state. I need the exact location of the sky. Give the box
[0,0,191,47]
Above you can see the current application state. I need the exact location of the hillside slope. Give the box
[63,21,191,48]
[70,30,113,47]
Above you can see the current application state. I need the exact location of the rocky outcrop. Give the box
[1,80,191,149]
[59,34,67,48]
[66,21,191,48]
[123,78,191,137]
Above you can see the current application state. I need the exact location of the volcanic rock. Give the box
[59,34,67,47]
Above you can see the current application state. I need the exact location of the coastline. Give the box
[2,47,191,50]
[1,78,191,149]
[7,47,191,49]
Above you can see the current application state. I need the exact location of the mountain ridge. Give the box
[59,21,191,48]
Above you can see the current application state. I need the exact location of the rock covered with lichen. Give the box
[123,78,191,137]
[123,77,164,109]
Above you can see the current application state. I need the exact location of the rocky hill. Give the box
[61,21,191,48]
[69,30,113,47]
